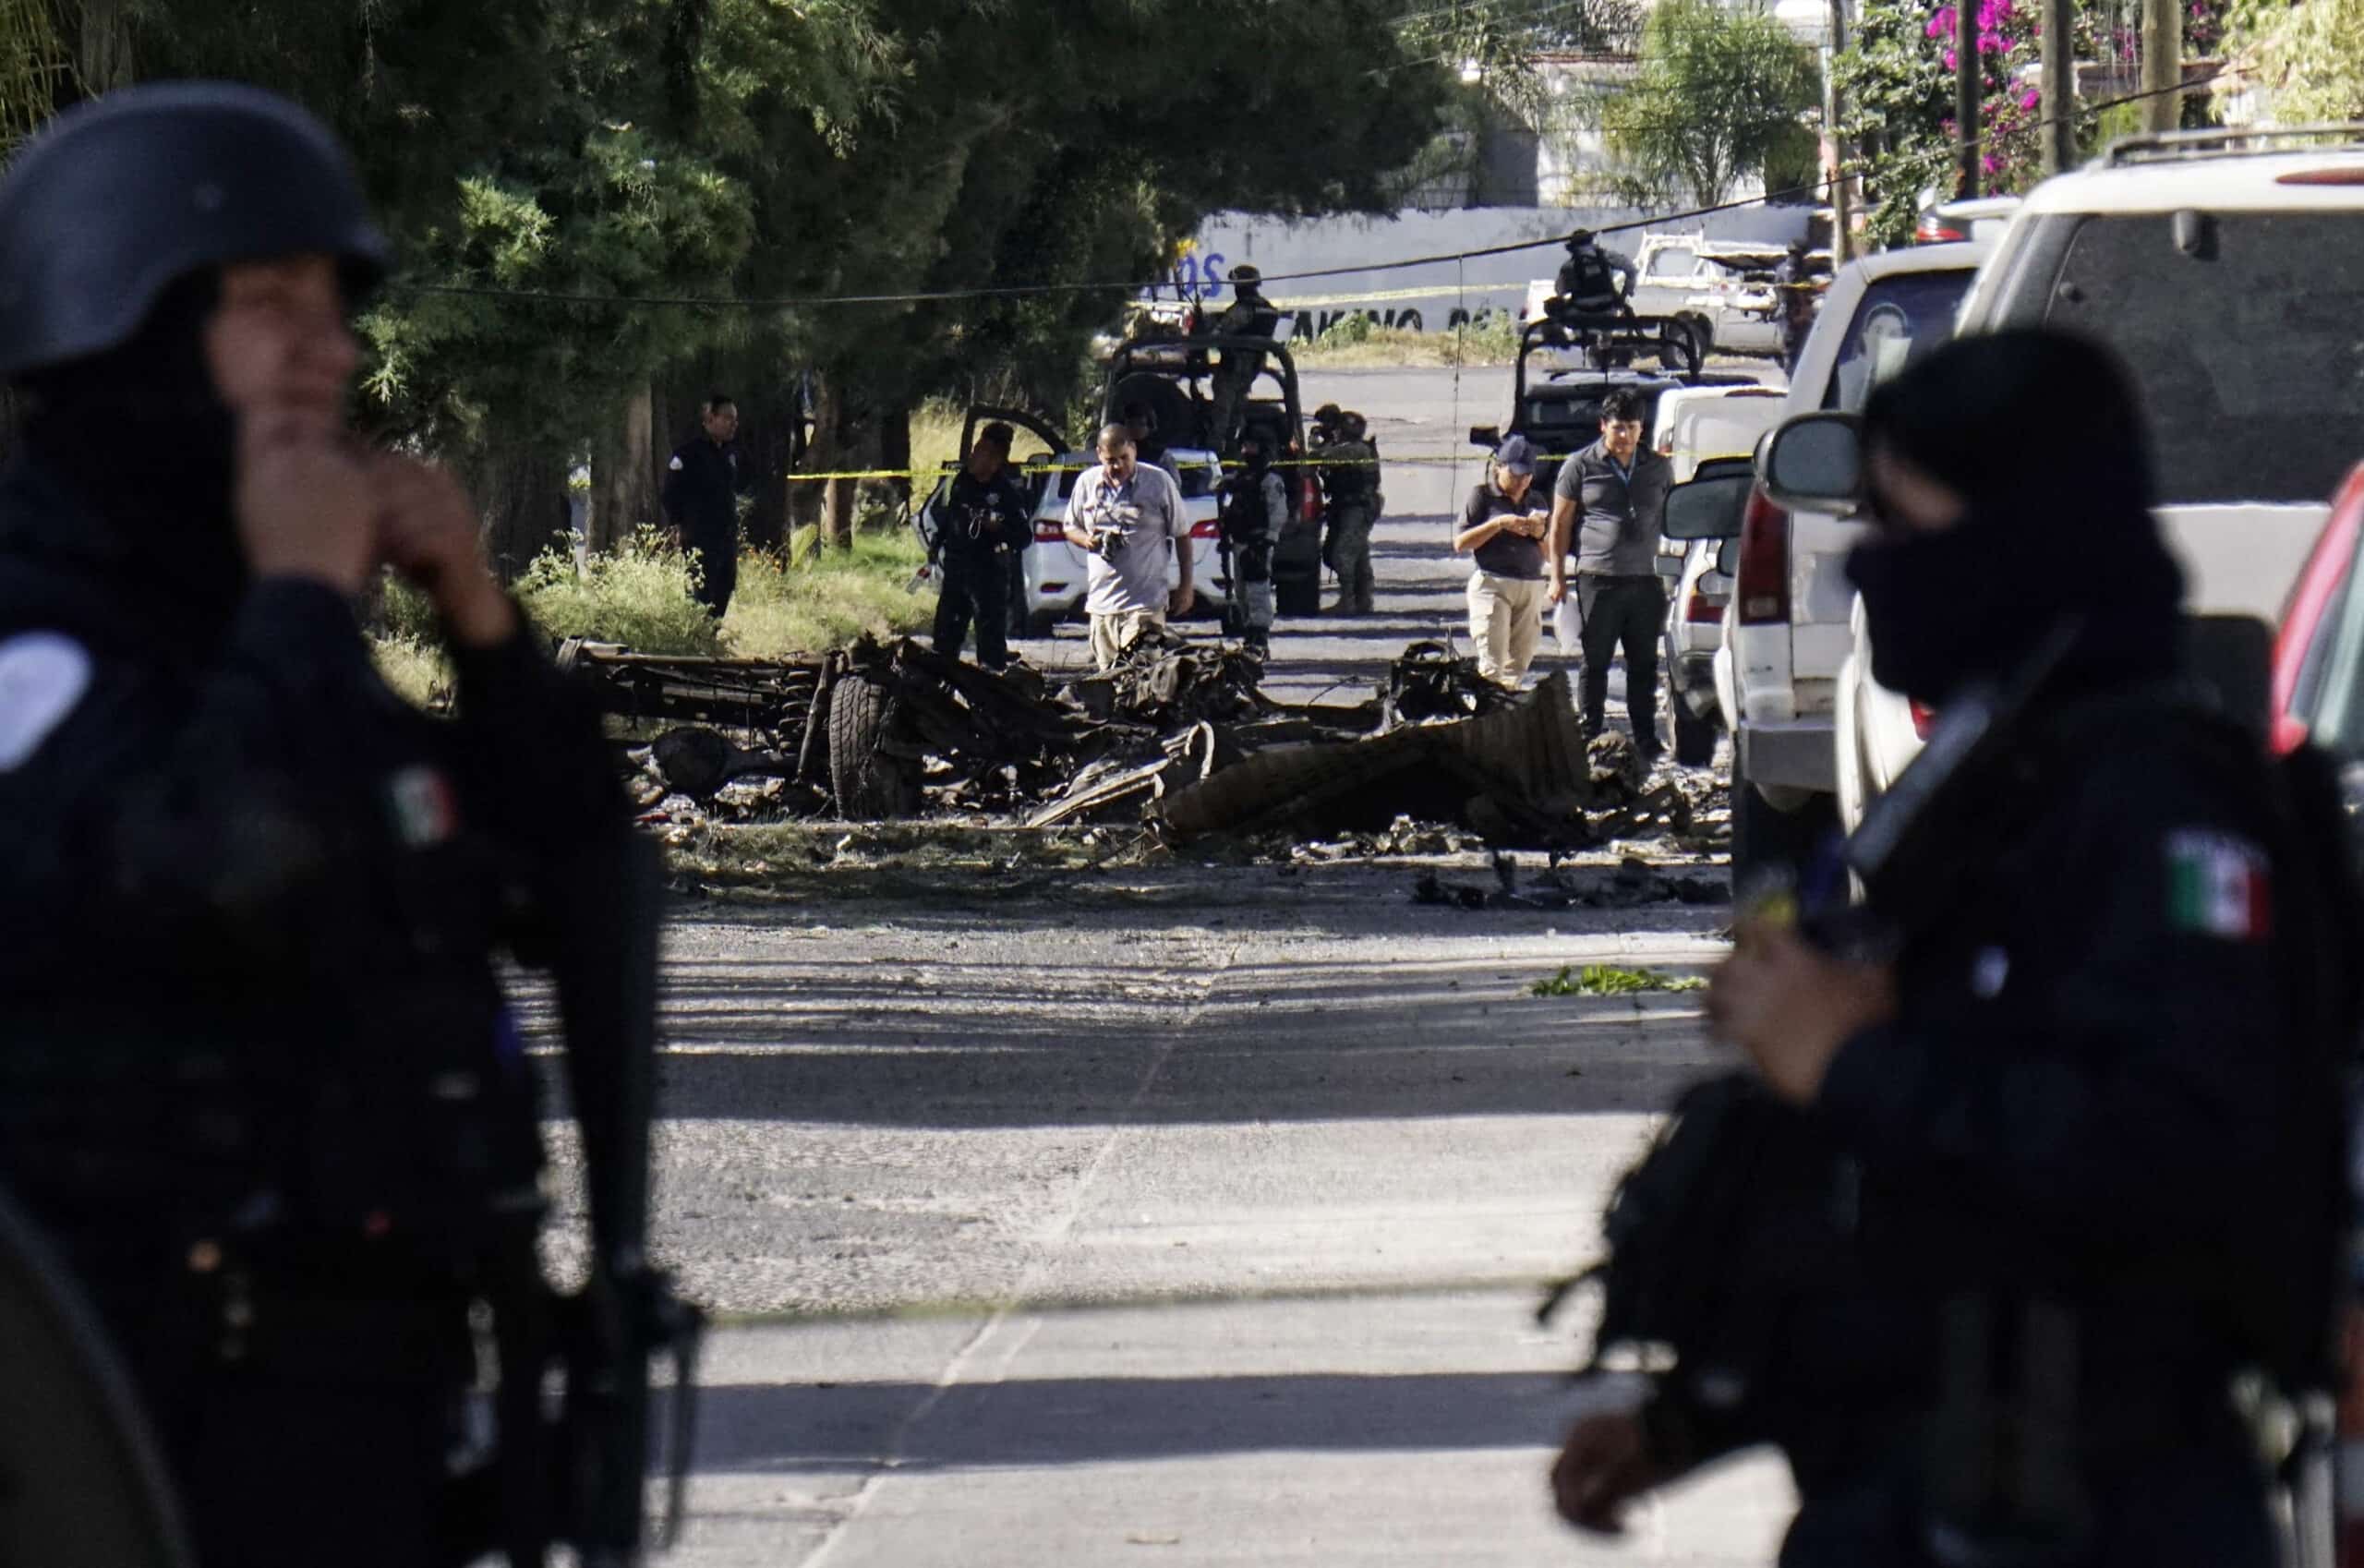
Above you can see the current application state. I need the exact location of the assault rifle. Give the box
[515,830,705,1567]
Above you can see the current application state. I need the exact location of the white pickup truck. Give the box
[1524,231,1819,363]
[1714,241,1991,885]
[1831,127,2364,833]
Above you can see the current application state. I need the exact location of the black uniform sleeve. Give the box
[660,450,686,526]
[998,479,1033,552]
[0,578,385,973]
[446,616,625,853]
[1814,758,2288,1260]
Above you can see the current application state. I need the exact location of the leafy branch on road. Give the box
[1530,963,1707,997]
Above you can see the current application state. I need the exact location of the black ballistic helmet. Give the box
[0,80,389,380]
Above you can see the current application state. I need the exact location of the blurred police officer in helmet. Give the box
[0,82,629,1567]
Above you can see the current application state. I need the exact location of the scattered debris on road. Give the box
[1413,853,1729,911]
[1529,963,1707,997]
[569,632,1729,854]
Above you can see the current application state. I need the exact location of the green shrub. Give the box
[514,527,723,655]
[373,634,452,710]
[727,529,931,656]
[374,574,444,644]
[1530,963,1707,997]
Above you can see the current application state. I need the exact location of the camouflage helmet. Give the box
[0,82,389,379]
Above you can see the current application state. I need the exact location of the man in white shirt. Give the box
[1063,422,1193,669]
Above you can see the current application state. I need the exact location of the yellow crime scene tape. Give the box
[778,452,1578,484]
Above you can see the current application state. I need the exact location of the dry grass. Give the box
[724,531,933,654]
[368,525,932,706]
[1292,317,1522,370]
[372,634,452,710]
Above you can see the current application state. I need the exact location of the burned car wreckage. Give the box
[557,634,1695,851]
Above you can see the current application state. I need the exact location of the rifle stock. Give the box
[542,829,705,1567]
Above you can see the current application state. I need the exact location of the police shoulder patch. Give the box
[0,631,92,771]
[2165,828,2272,941]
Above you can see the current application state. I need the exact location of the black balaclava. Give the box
[11,271,245,634]
[1844,329,2184,706]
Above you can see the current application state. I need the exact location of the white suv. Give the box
[1832,127,2364,829]
[1714,241,1991,883]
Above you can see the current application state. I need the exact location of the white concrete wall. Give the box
[1163,204,1813,335]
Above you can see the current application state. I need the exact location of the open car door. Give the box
[917,404,1070,558]
[959,404,1069,512]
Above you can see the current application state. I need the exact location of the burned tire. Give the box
[827,677,919,818]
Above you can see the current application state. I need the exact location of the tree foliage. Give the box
[2223,0,2364,119]
[0,0,1449,558]
[1604,0,1820,207]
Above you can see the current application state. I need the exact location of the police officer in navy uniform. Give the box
[928,420,1031,669]
[1552,332,2350,1568]
[662,392,754,617]
[0,83,626,1566]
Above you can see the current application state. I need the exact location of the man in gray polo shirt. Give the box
[1548,387,1674,755]
[1064,422,1194,669]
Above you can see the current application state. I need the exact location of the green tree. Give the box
[1604,0,1820,206]
[15,1,1448,565]
[2223,0,2364,119]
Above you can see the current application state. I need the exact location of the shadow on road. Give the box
[690,1368,1574,1474]
[532,945,1724,1128]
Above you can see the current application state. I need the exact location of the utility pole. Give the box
[2141,0,2183,133]
[1827,0,1854,262]
[2040,0,2077,173]
[1956,0,1981,196]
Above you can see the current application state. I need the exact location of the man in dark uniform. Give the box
[1316,411,1381,615]
[1207,264,1281,453]
[927,421,1031,669]
[1772,237,1819,374]
[0,83,630,1567]
[1215,437,1285,652]
[1553,332,2348,1568]
[1548,387,1674,756]
[662,392,753,617]
[1553,229,1639,320]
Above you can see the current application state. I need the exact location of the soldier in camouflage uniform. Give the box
[1317,411,1381,615]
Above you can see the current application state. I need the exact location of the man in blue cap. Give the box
[1453,433,1554,686]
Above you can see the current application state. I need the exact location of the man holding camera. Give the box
[1063,422,1192,669]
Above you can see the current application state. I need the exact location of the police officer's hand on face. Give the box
[374,455,517,647]
[1707,918,1896,1104]
[207,253,513,643]
[208,255,379,594]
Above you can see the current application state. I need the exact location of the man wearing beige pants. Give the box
[1453,434,1553,686]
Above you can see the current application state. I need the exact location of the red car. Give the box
[2269,461,2364,754]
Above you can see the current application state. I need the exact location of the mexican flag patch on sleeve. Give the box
[2165,829,2272,941]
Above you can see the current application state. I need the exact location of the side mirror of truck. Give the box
[1469,425,1501,449]
[1660,470,1755,540]
[1755,413,1864,514]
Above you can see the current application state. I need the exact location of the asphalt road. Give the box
[563,366,1793,1566]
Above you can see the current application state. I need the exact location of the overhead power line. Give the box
[381,66,2240,316]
